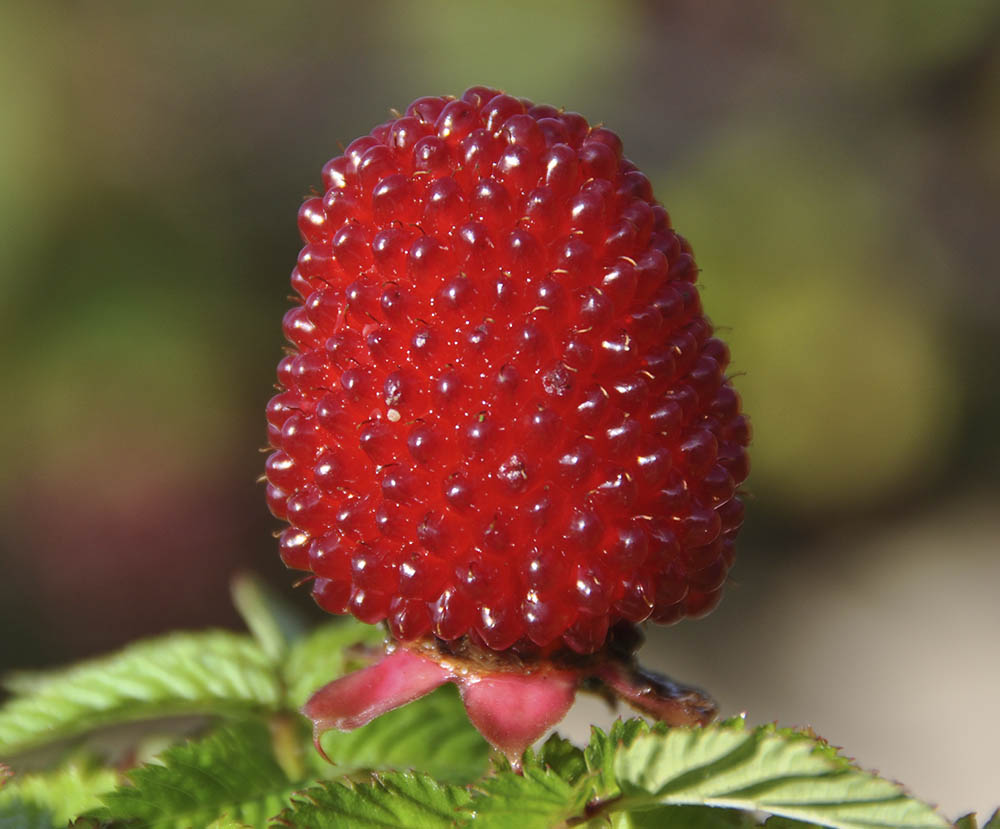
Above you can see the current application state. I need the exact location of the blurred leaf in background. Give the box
[381,0,640,114]
[663,129,959,511]
[794,0,1000,85]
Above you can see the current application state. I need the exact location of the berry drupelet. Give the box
[265,87,750,762]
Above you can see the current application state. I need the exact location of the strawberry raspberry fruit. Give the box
[265,88,750,762]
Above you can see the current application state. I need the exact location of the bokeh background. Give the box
[1,0,997,818]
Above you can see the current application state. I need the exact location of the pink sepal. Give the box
[458,670,577,766]
[302,647,451,756]
[593,660,716,726]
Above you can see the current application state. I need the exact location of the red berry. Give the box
[266,88,750,655]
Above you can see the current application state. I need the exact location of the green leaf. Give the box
[585,718,656,797]
[204,817,255,829]
[0,631,281,759]
[97,720,295,828]
[282,619,385,710]
[230,573,309,662]
[535,733,588,784]
[615,805,759,828]
[1,670,57,698]
[316,685,489,784]
[0,761,118,827]
[467,765,594,829]
[0,800,52,829]
[613,720,950,829]
[275,771,472,828]
[983,810,1000,829]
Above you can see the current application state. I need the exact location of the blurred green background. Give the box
[1,0,998,817]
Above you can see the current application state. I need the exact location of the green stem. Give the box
[269,714,306,782]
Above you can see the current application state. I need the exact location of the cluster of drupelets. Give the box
[264,87,750,658]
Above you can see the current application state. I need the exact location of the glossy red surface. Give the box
[265,87,750,654]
